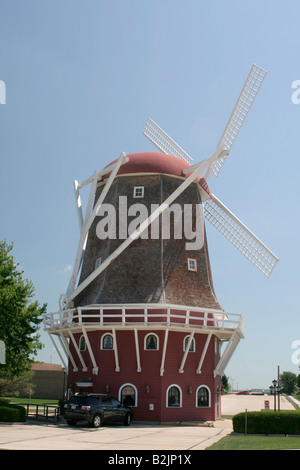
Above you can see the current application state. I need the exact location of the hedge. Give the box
[233,411,300,435]
[0,402,26,422]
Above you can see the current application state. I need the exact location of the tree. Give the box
[279,371,297,395]
[0,369,36,397]
[221,375,230,393]
[0,240,46,377]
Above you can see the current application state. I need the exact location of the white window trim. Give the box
[100,332,114,350]
[119,383,138,407]
[79,335,86,351]
[183,335,195,352]
[133,186,144,198]
[166,384,182,408]
[196,385,211,408]
[144,332,159,350]
[187,258,197,272]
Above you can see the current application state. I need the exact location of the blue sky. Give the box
[1,0,300,390]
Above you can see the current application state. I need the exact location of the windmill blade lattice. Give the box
[144,118,193,165]
[208,64,267,177]
[203,195,279,278]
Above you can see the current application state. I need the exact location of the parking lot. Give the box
[0,419,233,451]
[0,395,296,451]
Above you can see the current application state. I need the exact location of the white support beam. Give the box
[68,330,87,372]
[179,331,195,373]
[134,328,141,372]
[59,334,78,372]
[182,151,228,175]
[83,171,99,227]
[196,333,212,374]
[73,180,84,231]
[112,328,120,372]
[214,333,240,377]
[160,329,169,376]
[66,152,128,298]
[68,147,224,302]
[49,334,68,371]
[78,174,95,189]
[82,327,98,375]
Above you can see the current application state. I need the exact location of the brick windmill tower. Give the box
[44,64,278,422]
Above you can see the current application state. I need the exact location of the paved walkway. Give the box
[221,394,295,415]
[0,419,233,450]
[0,395,296,451]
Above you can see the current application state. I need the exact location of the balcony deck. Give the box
[43,303,245,340]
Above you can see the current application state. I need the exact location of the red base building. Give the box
[44,152,245,422]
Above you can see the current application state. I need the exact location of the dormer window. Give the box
[133,186,144,198]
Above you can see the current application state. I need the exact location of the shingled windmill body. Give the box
[44,64,278,422]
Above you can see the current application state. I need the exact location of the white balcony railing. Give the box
[43,303,245,337]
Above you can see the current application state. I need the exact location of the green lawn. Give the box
[0,396,58,405]
[207,434,300,450]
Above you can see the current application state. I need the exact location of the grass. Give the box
[0,396,60,419]
[0,396,58,405]
[206,434,300,450]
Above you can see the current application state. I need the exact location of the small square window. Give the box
[187,258,197,271]
[133,186,144,198]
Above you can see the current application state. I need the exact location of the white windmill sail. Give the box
[144,117,193,165]
[205,64,267,179]
[203,195,279,278]
[143,64,278,278]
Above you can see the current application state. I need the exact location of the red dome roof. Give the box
[102,152,211,197]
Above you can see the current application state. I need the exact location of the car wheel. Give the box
[92,413,103,428]
[124,413,131,426]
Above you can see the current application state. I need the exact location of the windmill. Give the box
[44,64,278,422]
[144,64,279,279]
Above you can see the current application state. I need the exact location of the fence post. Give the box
[245,409,247,436]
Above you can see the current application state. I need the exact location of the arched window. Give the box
[79,335,86,351]
[119,383,137,407]
[101,333,113,350]
[196,386,210,407]
[166,385,182,407]
[144,333,159,350]
[183,335,195,352]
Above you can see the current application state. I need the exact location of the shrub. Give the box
[0,403,26,422]
[233,411,300,434]
[0,398,11,406]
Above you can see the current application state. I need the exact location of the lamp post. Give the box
[269,379,280,411]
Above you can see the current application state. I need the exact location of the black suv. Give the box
[63,394,133,427]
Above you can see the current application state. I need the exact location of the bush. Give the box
[233,411,300,434]
[0,403,26,422]
[0,398,11,406]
